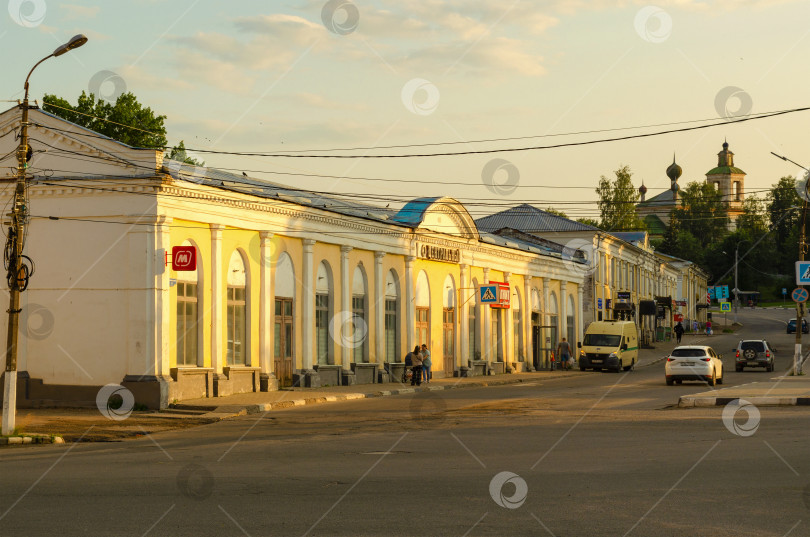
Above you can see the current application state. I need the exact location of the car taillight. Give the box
[736,351,740,357]
[700,358,711,362]
[667,357,675,362]
[766,352,770,358]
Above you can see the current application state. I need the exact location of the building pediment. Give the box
[0,106,160,180]
[393,196,480,240]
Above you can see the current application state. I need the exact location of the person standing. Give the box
[706,319,712,336]
[421,344,432,383]
[556,338,571,370]
[674,321,684,344]
[409,345,423,386]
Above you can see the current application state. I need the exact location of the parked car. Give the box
[733,340,774,372]
[665,345,724,386]
[786,318,808,334]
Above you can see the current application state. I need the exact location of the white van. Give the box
[578,321,639,372]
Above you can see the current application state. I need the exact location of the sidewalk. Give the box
[679,377,810,407]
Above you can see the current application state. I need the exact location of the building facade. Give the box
[0,106,586,408]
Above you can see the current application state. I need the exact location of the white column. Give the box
[459,263,469,369]
[504,272,513,367]
[560,280,568,343]
[302,239,316,371]
[155,216,172,377]
[374,251,385,364]
[259,232,274,387]
[524,275,532,368]
[483,268,491,365]
[543,277,550,367]
[210,224,224,374]
[340,246,352,369]
[405,256,416,349]
[577,285,585,343]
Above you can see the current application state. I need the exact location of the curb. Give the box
[0,434,65,445]
[679,396,810,407]
[188,372,584,420]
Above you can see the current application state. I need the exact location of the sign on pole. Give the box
[797,262,810,285]
[479,285,498,304]
[720,302,732,312]
[792,287,809,303]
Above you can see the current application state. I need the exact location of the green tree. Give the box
[736,194,768,236]
[544,207,567,218]
[670,181,728,249]
[166,140,205,166]
[42,91,167,149]
[595,165,645,231]
[767,176,801,274]
[576,217,601,228]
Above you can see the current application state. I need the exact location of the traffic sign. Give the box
[708,287,716,299]
[597,298,603,309]
[797,262,810,285]
[720,302,732,312]
[783,288,788,296]
[716,286,729,299]
[479,285,498,304]
[792,287,809,303]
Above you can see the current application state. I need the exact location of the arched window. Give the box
[513,287,523,361]
[443,274,456,374]
[415,270,430,348]
[352,265,368,363]
[227,250,248,366]
[567,294,576,345]
[274,252,295,386]
[385,270,400,362]
[316,261,333,365]
[549,291,559,350]
[176,240,200,366]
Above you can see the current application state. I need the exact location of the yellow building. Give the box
[0,107,585,408]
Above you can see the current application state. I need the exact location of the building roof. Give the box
[706,166,746,176]
[475,204,598,233]
[644,214,667,235]
[610,231,647,244]
[637,188,675,207]
[391,197,441,226]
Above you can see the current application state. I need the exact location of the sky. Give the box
[3,0,810,221]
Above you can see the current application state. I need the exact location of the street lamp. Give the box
[2,35,88,435]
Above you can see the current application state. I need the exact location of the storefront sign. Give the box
[488,281,511,309]
[418,244,460,263]
[171,246,196,271]
[616,291,631,301]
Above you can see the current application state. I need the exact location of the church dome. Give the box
[639,183,648,195]
[666,156,682,182]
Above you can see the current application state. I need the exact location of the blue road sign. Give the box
[716,285,729,299]
[783,288,788,296]
[797,262,810,285]
[720,301,731,312]
[708,287,716,299]
[792,287,809,303]
[479,285,498,304]
[597,298,603,309]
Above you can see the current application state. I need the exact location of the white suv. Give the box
[665,346,724,386]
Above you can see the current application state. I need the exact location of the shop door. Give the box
[274,298,294,387]
[416,307,429,347]
[443,308,455,376]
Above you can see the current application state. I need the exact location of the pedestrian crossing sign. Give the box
[479,285,498,304]
[720,302,731,312]
[796,262,810,285]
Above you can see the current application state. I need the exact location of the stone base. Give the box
[170,367,214,401]
[341,370,356,386]
[469,360,487,377]
[293,369,320,388]
[351,363,378,385]
[385,363,407,383]
[458,366,471,378]
[122,375,172,410]
[314,365,342,387]
[214,367,259,398]
[377,371,390,383]
[260,373,279,392]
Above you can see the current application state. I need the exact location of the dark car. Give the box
[734,340,775,372]
[787,318,809,334]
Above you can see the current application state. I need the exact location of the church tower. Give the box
[705,140,745,228]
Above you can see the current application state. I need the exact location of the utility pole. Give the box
[2,35,87,435]
[796,197,807,375]
[734,245,739,325]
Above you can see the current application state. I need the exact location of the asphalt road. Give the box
[2,308,810,536]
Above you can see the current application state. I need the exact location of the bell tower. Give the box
[705,140,745,229]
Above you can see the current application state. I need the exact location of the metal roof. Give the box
[475,204,599,233]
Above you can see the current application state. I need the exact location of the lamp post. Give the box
[2,35,88,435]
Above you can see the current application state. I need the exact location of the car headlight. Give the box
[609,352,617,359]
